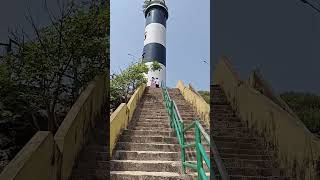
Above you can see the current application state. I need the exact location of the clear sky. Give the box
[110,0,210,91]
[212,0,320,94]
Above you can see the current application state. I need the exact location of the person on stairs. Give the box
[155,78,159,88]
[150,77,156,88]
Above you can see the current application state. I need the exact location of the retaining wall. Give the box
[213,57,320,179]
[176,81,210,125]
[110,85,146,156]
[0,74,107,180]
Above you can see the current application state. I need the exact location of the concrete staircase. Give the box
[168,88,210,177]
[211,85,290,179]
[110,87,184,179]
[69,114,109,179]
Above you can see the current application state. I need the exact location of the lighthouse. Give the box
[142,0,168,87]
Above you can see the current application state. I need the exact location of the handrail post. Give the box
[170,101,173,128]
[195,121,203,180]
[181,121,186,174]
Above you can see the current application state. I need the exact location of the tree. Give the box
[0,0,108,133]
[110,60,163,111]
[110,62,148,111]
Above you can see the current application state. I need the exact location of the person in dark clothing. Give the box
[155,78,159,88]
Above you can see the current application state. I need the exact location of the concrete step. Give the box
[212,130,257,138]
[135,108,167,112]
[214,140,265,150]
[217,147,274,156]
[211,127,254,136]
[110,160,181,172]
[212,101,230,106]
[119,135,179,144]
[132,117,169,122]
[115,142,180,151]
[133,115,168,119]
[211,116,242,122]
[219,153,272,161]
[131,126,172,131]
[134,122,171,128]
[132,119,169,123]
[76,160,110,170]
[216,176,290,180]
[213,136,264,144]
[212,113,237,119]
[70,170,109,180]
[219,158,274,169]
[217,167,285,177]
[138,112,168,116]
[110,171,182,180]
[79,151,109,161]
[113,150,180,161]
[122,129,175,137]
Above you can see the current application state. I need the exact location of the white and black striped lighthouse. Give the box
[142,0,168,87]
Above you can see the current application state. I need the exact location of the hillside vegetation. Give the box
[198,91,210,104]
[0,1,108,172]
[281,92,320,134]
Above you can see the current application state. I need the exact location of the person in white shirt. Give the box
[150,77,155,88]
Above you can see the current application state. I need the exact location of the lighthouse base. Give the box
[144,62,166,87]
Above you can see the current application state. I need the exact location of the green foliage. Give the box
[150,61,162,71]
[198,91,210,104]
[110,60,164,110]
[110,62,148,110]
[281,92,320,133]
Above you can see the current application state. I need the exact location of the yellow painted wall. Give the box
[110,103,128,155]
[54,74,106,180]
[109,85,146,156]
[0,132,59,180]
[176,81,210,125]
[213,57,320,179]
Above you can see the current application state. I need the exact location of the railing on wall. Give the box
[161,82,229,180]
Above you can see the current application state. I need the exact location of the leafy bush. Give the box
[281,92,320,133]
[198,91,210,104]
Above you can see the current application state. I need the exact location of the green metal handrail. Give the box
[161,82,229,180]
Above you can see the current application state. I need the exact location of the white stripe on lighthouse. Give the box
[144,23,166,47]
[144,62,166,87]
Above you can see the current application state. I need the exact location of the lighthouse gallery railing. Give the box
[161,83,229,180]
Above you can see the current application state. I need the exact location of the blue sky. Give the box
[213,0,320,94]
[110,0,210,91]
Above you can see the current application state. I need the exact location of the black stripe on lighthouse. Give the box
[145,7,167,27]
[143,1,168,86]
[143,43,166,66]
[143,6,167,66]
